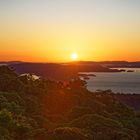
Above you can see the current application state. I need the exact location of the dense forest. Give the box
[0,66,140,140]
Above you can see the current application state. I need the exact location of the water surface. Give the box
[80,68,140,94]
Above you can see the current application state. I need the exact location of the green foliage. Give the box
[67,106,94,121]
[70,114,123,130]
[0,66,139,140]
[53,127,89,140]
[0,109,15,129]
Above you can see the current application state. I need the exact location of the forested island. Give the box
[9,62,123,81]
[1,61,139,81]
[0,66,140,140]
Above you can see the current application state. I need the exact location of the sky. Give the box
[0,0,140,62]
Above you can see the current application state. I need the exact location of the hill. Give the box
[9,62,122,81]
[0,66,140,140]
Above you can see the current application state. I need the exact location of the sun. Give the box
[71,53,78,61]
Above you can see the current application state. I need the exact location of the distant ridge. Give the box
[66,61,140,68]
[0,61,23,65]
[1,60,140,68]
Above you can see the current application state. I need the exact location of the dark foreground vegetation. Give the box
[0,66,140,140]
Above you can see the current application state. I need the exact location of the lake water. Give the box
[80,68,140,94]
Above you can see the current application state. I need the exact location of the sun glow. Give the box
[71,53,78,61]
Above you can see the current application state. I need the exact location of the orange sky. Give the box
[0,0,140,62]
